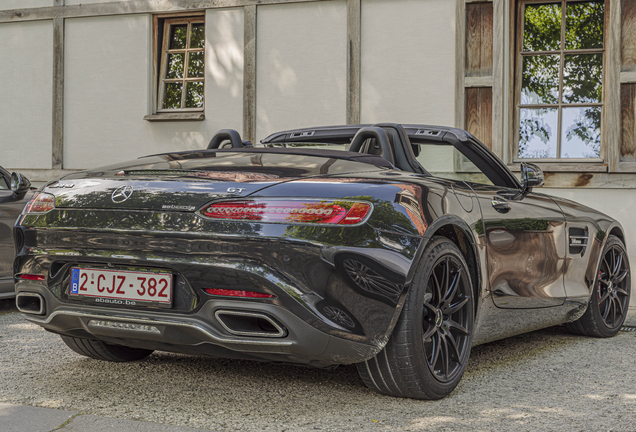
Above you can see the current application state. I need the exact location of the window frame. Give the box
[151,12,206,116]
[512,0,609,164]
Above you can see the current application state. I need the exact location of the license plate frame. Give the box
[69,267,173,308]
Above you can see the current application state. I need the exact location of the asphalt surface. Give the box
[1,299,635,431]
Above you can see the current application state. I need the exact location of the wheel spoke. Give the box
[429,332,441,369]
[613,251,623,278]
[602,297,612,321]
[446,331,462,362]
[445,268,462,303]
[615,297,625,319]
[447,318,470,336]
[603,256,612,276]
[446,296,469,315]
[614,269,629,284]
[441,257,450,306]
[616,287,629,297]
[432,270,442,306]
[439,334,450,377]
[598,290,610,306]
[422,324,437,341]
[423,301,437,315]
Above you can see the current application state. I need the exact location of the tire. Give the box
[61,336,154,362]
[356,236,474,400]
[566,235,631,338]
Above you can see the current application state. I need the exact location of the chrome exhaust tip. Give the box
[215,310,287,338]
[16,292,45,315]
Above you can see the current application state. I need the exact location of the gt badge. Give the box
[227,187,246,194]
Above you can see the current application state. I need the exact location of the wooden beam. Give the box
[621,71,636,83]
[0,0,341,23]
[455,0,465,129]
[622,0,636,72]
[52,17,64,170]
[491,0,504,159]
[621,83,636,161]
[143,113,205,121]
[243,4,256,144]
[346,0,360,125]
[607,0,622,172]
[464,76,493,88]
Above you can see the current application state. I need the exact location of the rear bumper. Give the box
[16,281,381,366]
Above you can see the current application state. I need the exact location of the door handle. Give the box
[491,197,510,213]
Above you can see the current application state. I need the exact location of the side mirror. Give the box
[521,162,544,192]
[10,172,31,199]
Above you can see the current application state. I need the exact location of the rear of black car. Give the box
[13,150,423,367]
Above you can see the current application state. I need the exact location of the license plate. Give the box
[69,267,172,306]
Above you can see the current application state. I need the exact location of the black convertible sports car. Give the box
[14,124,631,399]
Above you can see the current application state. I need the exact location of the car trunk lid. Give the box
[49,150,388,211]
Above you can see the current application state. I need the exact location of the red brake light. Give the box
[204,288,275,298]
[200,199,371,225]
[24,192,55,214]
[19,274,46,281]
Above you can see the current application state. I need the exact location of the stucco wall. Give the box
[546,188,636,306]
[255,1,347,142]
[63,9,244,170]
[0,0,52,10]
[360,0,456,125]
[0,20,53,169]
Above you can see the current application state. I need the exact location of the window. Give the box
[515,1,605,160]
[157,17,205,112]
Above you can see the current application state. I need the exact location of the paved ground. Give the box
[1,299,636,431]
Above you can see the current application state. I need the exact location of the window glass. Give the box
[565,1,604,50]
[415,144,494,186]
[523,3,561,52]
[521,55,560,105]
[158,18,205,111]
[519,108,558,159]
[517,1,604,160]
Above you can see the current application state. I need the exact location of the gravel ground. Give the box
[1,299,635,432]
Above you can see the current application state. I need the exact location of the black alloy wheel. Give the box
[356,237,474,400]
[422,255,471,383]
[567,235,631,338]
[596,243,630,329]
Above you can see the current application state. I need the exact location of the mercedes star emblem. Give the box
[111,185,134,203]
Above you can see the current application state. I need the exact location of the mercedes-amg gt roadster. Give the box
[14,124,631,399]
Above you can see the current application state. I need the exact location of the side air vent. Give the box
[415,129,440,136]
[289,131,315,138]
[569,227,588,256]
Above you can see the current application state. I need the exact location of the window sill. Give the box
[144,113,204,122]
[507,163,608,173]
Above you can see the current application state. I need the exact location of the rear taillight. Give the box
[204,288,275,298]
[24,192,55,214]
[199,199,372,225]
